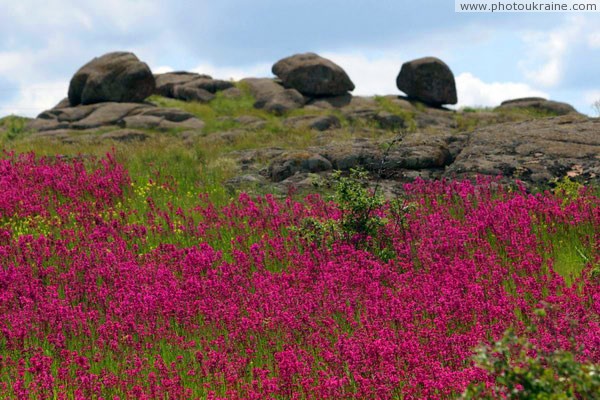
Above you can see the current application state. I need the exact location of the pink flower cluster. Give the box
[0,154,598,399]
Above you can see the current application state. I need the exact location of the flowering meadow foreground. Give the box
[0,152,598,399]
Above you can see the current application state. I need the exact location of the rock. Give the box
[122,115,163,129]
[337,97,381,121]
[388,133,453,171]
[269,151,333,182]
[122,114,205,131]
[52,97,71,109]
[372,112,405,130]
[275,172,327,194]
[154,72,235,101]
[172,85,215,103]
[396,57,457,106]
[235,115,267,130]
[29,130,72,141]
[262,91,305,115]
[316,133,455,176]
[415,108,456,131]
[210,129,246,144]
[242,78,304,114]
[180,78,234,94]
[284,115,341,131]
[220,87,243,99]
[138,107,197,122]
[496,97,579,116]
[68,52,155,106]
[70,102,150,130]
[160,118,205,131]
[100,129,149,142]
[308,93,353,108]
[37,103,103,122]
[27,102,204,133]
[25,119,70,132]
[272,52,354,97]
[446,115,600,185]
[154,72,211,97]
[225,174,268,188]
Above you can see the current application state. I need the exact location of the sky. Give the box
[1,0,600,117]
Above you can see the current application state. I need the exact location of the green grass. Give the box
[373,95,417,131]
[0,114,30,140]
[148,83,280,134]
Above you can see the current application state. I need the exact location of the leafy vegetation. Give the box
[0,115,29,140]
[464,326,600,399]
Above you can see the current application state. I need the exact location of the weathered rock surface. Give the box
[224,114,600,190]
[241,78,304,114]
[283,115,341,131]
[268,151,333,181]
[446,115,600,184]
[172,85,215,103]
[27,102,204,133]
[154,72,234,102]
[371,112,406,130]
[272,53,354,97]
[316,133,456,175]
[397,57,457,106]
[68,52,155,106]
[496,97,579,116]
[220,87,243,99]
[71,103,150,130]
[154,72,211,97]
[181,78,234,94]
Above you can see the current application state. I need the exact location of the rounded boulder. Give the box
[396,57,457,106]
[68,52,155,106]
[272,52,354,97]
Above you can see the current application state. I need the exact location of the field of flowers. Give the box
[0,152,598,399]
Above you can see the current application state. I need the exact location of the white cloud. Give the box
[320,52,402,96]
[3,0,160,33]
[455,72,548,108]
[0,39,76,117]
[584,90,600,116]
[0,81,68,117]
[152,65,175,74]
[588,32,600,48]
[190,62,271,81]
[518,15,600,88]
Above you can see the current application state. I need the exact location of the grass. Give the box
[0,114,30,140]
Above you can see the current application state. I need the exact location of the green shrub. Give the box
[0,115,28,140]
[332,168,386,240]
[552,176,584,204]
[463,327,600,399]
[293,168,393,259]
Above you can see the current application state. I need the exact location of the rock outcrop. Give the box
[496,97,579,116]
[28,102,205,132]
[68,52,155,106]
[9,49,596,195]
[154,72,235,103]
[396,57,457,106]
[241,78,305,114]
[272,53,354,97]
[446,115,600,184]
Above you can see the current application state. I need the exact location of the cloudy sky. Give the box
[1,0,600,117]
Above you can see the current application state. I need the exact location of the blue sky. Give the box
[1,0,599,117]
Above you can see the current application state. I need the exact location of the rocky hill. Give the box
[1,51,598,197]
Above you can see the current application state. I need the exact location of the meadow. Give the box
[0,150,598,399]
